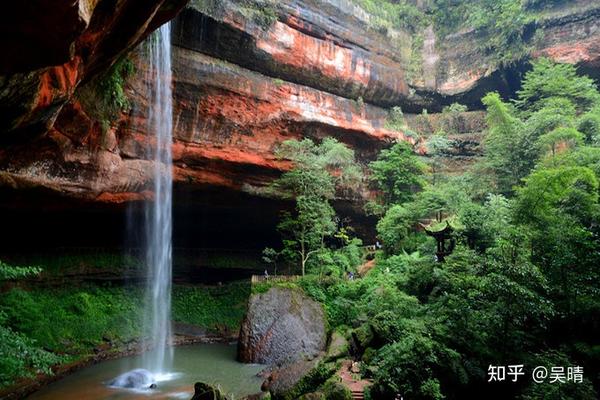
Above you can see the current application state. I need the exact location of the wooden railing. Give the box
[251,274,300,284]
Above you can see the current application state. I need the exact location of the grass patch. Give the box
[0,281,253,389]
[0,285,145,354]
[5,252,143,276]
[172,281,251,332]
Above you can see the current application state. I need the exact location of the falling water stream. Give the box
[143,20,174,377]
[108,22,174,390]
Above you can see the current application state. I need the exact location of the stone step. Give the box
[351,390,364,400]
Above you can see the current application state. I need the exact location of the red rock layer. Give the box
[0,0,188,138]
[1,0,600,212]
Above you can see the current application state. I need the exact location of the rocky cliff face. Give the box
[427,0,600,107]
[0,0,189,140]
[0,0,599,248]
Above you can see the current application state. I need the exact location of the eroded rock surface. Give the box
[1,0,600,247]
[0,0,188,140]
[238,287,326,365]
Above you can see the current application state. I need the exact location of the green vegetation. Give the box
[350,0,572,67]
[0,260,41,280]
[350,0,428,33]
[1,286,144,353]
[369,141,426,208]
[4,252,142,276]
[192,0,279,30]
[515,57,600,113]
[406,34,424,83]
[77,56,135,133]
[383,106,404,131]
[0,281,250,389]
[269,138,363,276]
[483,59,600,193]
[172,282,251,332]
[97,57,135,117]
[246,1,278,29]
[384,106,420,140]
[0,262,60,388]
[0,319,64,388]
[431,0,538,65]
[263,59,600,399]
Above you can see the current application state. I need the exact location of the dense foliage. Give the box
[268,138,363,276]
[266,59,600,399]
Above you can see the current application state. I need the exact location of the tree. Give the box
[277,196,336,276]
[515,58,600,113]
[515,165,599,317]
[481,92,527,193]
[376,205,415,255]
[369,141,426,207]
[481,60,600,194]
[577,107,600,145]
[272,138,362,276]
[440,102,468,133]
[262,247,281,276]
[425,132,451,184]
[536,127,583,160]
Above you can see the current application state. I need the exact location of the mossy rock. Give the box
[361,347,376,364]
[239,287,326,365]
[325,330,350,362]
[352,323,374,350]
[322,379,352,400]
[272,361,336,400]
[191,382,227,400]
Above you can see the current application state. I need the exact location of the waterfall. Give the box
[143,21,174,375]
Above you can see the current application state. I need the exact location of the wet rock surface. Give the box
[190,382,227,400]
[108,368,155,390]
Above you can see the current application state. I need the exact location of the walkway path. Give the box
[337,360,372,400]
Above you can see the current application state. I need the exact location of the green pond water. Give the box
[28,344,264,400]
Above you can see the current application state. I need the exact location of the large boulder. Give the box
[263,359,337,400]
[265,358,320,398]
[190,382,227,400]
[108,369,155,390]
[238,287,326,365]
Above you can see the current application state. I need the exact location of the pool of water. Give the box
[28,344,264,400]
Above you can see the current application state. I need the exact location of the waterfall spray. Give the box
[109,22,174,391]
[143,21,174,375]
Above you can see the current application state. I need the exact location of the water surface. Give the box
[28,344,264,400]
